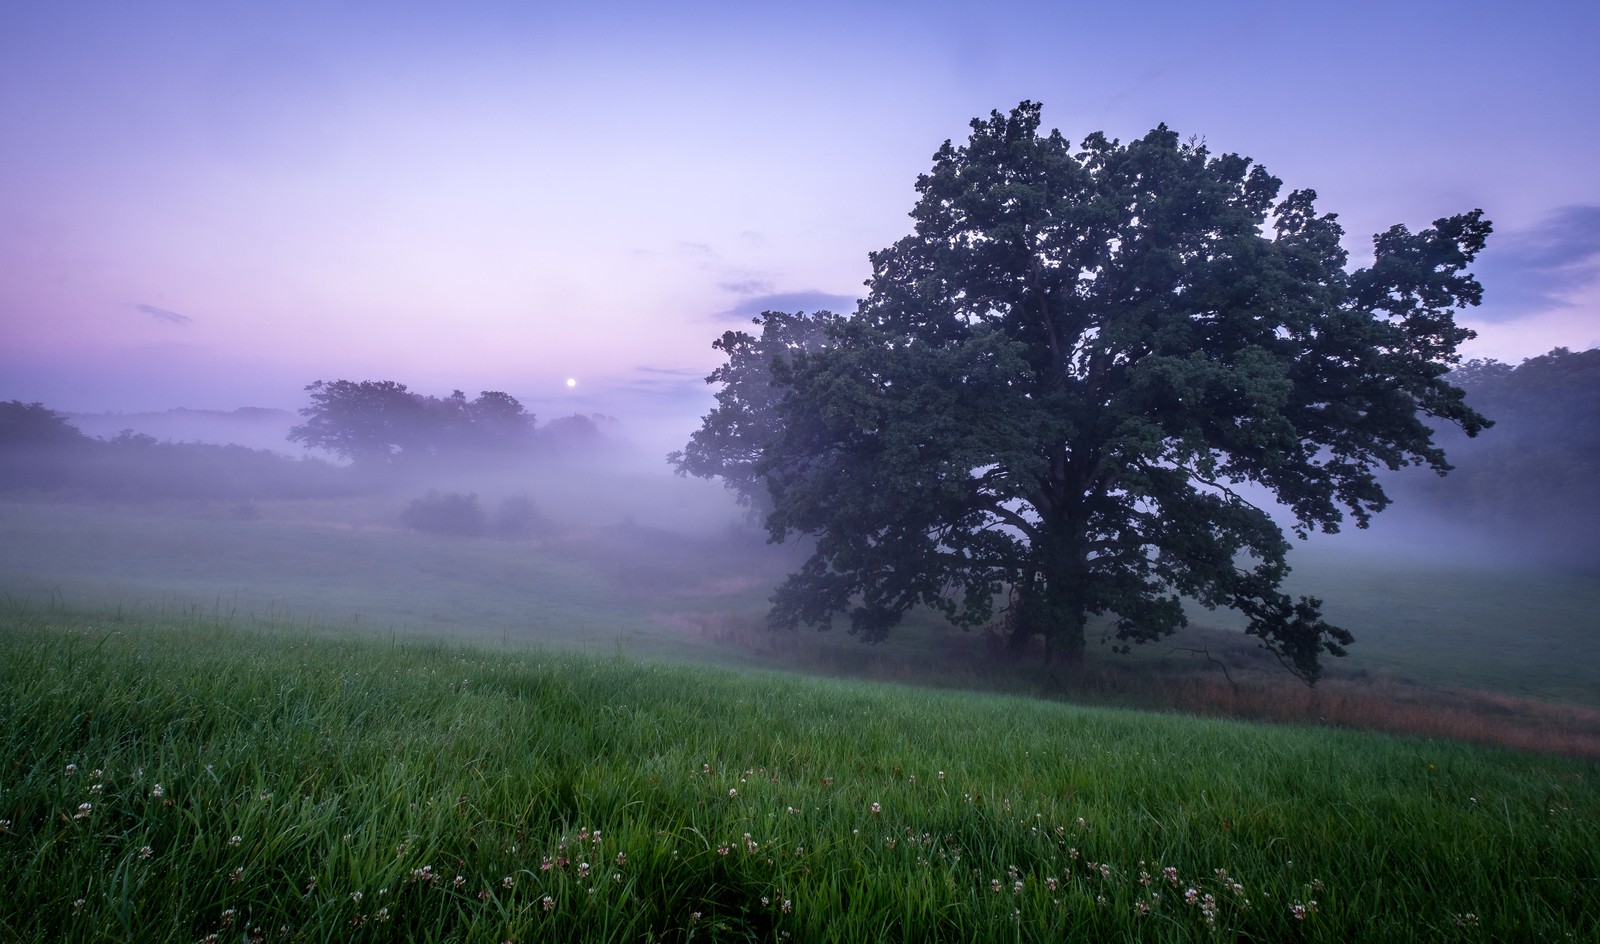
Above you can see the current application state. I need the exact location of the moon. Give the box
[566,378,577,388]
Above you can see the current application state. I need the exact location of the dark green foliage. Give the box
[677,103,1491,684]
[400,491,487,536]
[670,311,841,518]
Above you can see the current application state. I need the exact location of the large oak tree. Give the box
[676,103,1491,683]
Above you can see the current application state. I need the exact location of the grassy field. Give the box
[3,498,1598,696]
[4,495,1600,760]
[3,604,1597,943]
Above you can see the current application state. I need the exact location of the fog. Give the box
[42,393,751,535]
[1,366,1598,722]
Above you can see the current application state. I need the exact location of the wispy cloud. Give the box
[718,276,775,296]
[711,290,859,322]
[633,365,704,377]
[618,365,714,403]
[133,303,194,326]
[1472,205,1600,321]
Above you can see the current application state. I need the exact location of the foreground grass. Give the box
[3,605,1596,942]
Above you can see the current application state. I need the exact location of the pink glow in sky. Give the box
[3,1,1598,444]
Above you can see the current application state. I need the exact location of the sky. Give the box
[3,0,1598,450]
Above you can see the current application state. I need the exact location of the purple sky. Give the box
[3,1,1597,446]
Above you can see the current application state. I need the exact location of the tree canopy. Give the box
[675,102,1492,684]
[288,381,537,468]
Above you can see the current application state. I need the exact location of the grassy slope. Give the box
[3,605,1597,943]
[1281,543,1600,704]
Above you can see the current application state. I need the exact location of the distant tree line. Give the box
[0,381,616,503]
[1393,347,1600,567]
[0,400,352,501]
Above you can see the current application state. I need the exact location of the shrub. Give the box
[399,491,485,536]
[493,493,548,538]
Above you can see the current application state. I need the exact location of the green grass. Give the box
[4,499,1598,709]
[0,500,741,661]
[1281,543,1600,704]
[3,603,1597,942]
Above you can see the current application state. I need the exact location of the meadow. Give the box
[2,492,1599,940]
[3,604,1596,943]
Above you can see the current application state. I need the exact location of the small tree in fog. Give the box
[289,381,431,467]
[289,381,535,469]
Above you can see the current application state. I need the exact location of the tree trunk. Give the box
[1016,569,1088,665]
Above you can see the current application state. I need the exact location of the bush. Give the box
[492,493,548,538]
[399,491,485,536]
